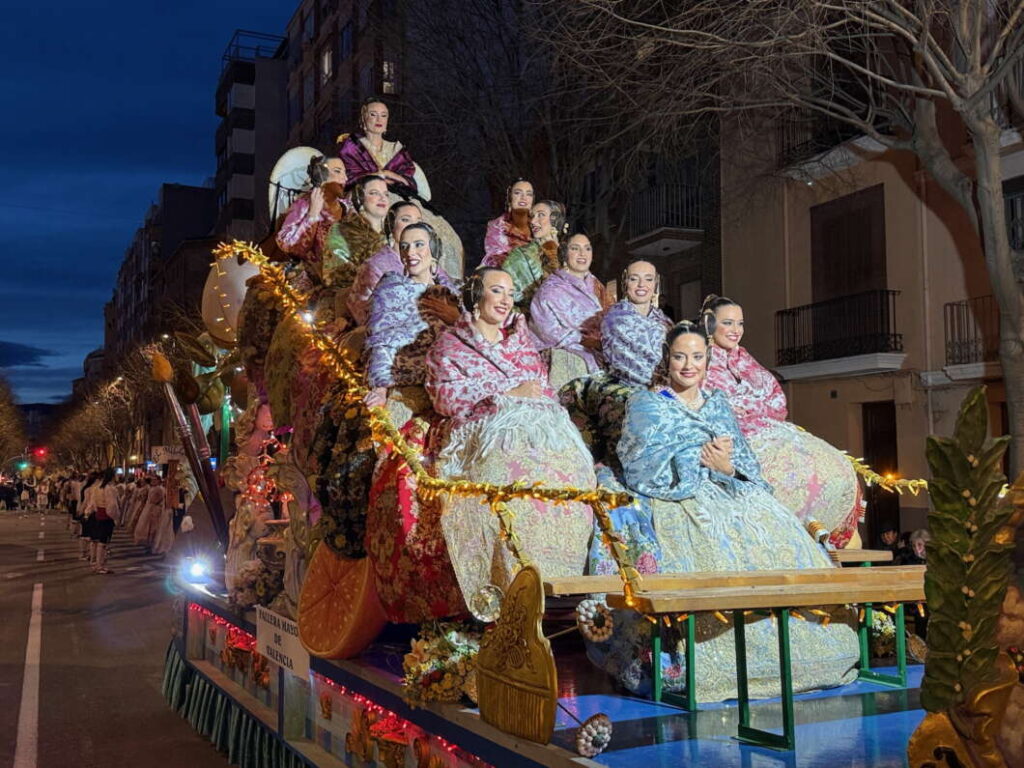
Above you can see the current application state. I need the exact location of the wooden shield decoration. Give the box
[476,565,558,744]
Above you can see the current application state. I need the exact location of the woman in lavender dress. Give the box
[529,233,607,389]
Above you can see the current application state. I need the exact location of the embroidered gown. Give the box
[561,300,672,470]
[586,389,858,701]
[425,315,596,602]
[338,133,419,194]
[481,211,531,268]
[530,269,606,390]
[705,345,862,548]
[346,245,456,327]
[363,272,464,621]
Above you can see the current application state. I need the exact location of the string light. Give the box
[213,240,643,603]
[845,455,928,495]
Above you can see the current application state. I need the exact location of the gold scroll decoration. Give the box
[476,565,558,744]
[907,651,1018,768]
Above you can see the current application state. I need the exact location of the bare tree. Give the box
[546,0,1024,469]
[0,374,27,468]
[399,0,700,263]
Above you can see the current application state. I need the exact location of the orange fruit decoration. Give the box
[298,543,386,658]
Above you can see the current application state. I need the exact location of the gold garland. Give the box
[845,455,929,496]
[213,240,643,605]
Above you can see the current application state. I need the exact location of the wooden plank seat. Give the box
[834,548,893,564]
[543,565,925,751]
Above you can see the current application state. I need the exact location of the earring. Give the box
[472,307,480,321]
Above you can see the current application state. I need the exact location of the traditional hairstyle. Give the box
[699,294,738,343]
[462,267,508,312]
[398,221,441,273]
[383,200,421,242]
[359,96,389,133]
[534,200,568,239]
[350,175,388,213]
[505,177,534,211]
[557,230,591,268]
[652,319,714,387]
[306,154,330,187]
[99,467,115,488]
[619,259,661,301]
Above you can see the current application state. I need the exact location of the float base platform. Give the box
[169,585,922,767]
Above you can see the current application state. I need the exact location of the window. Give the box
[303,12,315,42]
[303,72,315,110]
[339,20,353,60]
[320,47,333,85]
[288,88,302,129]
[810,184,886,302]
[381,59,398,94]
[1005,176,1024,251]
[359,62,374,99]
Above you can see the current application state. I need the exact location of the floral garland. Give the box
[228,558,284,611]
[402,622,481,707]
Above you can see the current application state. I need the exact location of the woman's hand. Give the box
[363,387,387,408]
[380,169,407,185]
[419,295,461,325]
[700,438,734,476]
[307,187,325,221]
[507,380,544,398]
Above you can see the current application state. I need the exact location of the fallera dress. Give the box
[529,269,606,390]
[586,388,859,702]
[425,315,596,603]
[705,345,862,548]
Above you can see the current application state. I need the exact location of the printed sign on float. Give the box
[255,606,309,679]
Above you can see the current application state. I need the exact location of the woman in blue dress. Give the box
[587,320,859,702]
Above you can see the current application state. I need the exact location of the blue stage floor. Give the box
[549,666,924,767]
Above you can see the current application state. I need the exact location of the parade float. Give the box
[155,145,1023,768]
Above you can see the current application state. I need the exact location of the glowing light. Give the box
[300,310,315,324]
[186,560,208,580]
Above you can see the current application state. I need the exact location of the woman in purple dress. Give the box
[529,233,608,389]
[481,179,534,268]
[336,97,423,197]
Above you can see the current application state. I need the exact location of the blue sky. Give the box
[0,2,292,403]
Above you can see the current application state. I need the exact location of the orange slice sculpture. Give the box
[298,543,386,658]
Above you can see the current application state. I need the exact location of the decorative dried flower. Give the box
[576,713,613,757]
[577,598,614,643]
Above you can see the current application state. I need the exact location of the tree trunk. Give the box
[971,122,1024,478]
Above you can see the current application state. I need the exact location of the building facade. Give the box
[215,30,288,242]
[719,112,1024,542]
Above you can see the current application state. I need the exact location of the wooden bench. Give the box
[544,564,925,751]
[834,548,894,565]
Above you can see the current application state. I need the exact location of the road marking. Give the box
[14,582,42,768]
[36,550,43,562]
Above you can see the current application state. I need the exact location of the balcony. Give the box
[940,295,1002,382]
[775,290,905,380]
[625,184,703,257]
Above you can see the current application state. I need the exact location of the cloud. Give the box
[0,340,55,367]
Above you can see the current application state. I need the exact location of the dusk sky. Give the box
[0,2,292,404]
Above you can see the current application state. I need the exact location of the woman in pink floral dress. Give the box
[702,296,862,548]
[425,267,596,604]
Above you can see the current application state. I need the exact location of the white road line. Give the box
[14,582,42,768]
[36,550,43,562]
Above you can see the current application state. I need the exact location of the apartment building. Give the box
[720,112,1024,541]
[215,30,288,241]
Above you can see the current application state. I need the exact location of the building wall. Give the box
[721,129,1022,535]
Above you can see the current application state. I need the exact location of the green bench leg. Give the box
[857,603,908,688]
[734,608,796,751]
[651,615,698,711]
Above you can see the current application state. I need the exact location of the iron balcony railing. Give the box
[944,295,999,366]
[776,289,903,366]
[627,184,702,240]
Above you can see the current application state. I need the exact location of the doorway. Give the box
[861,400,900,546]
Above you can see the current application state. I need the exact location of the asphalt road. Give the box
[0,508,230,768]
